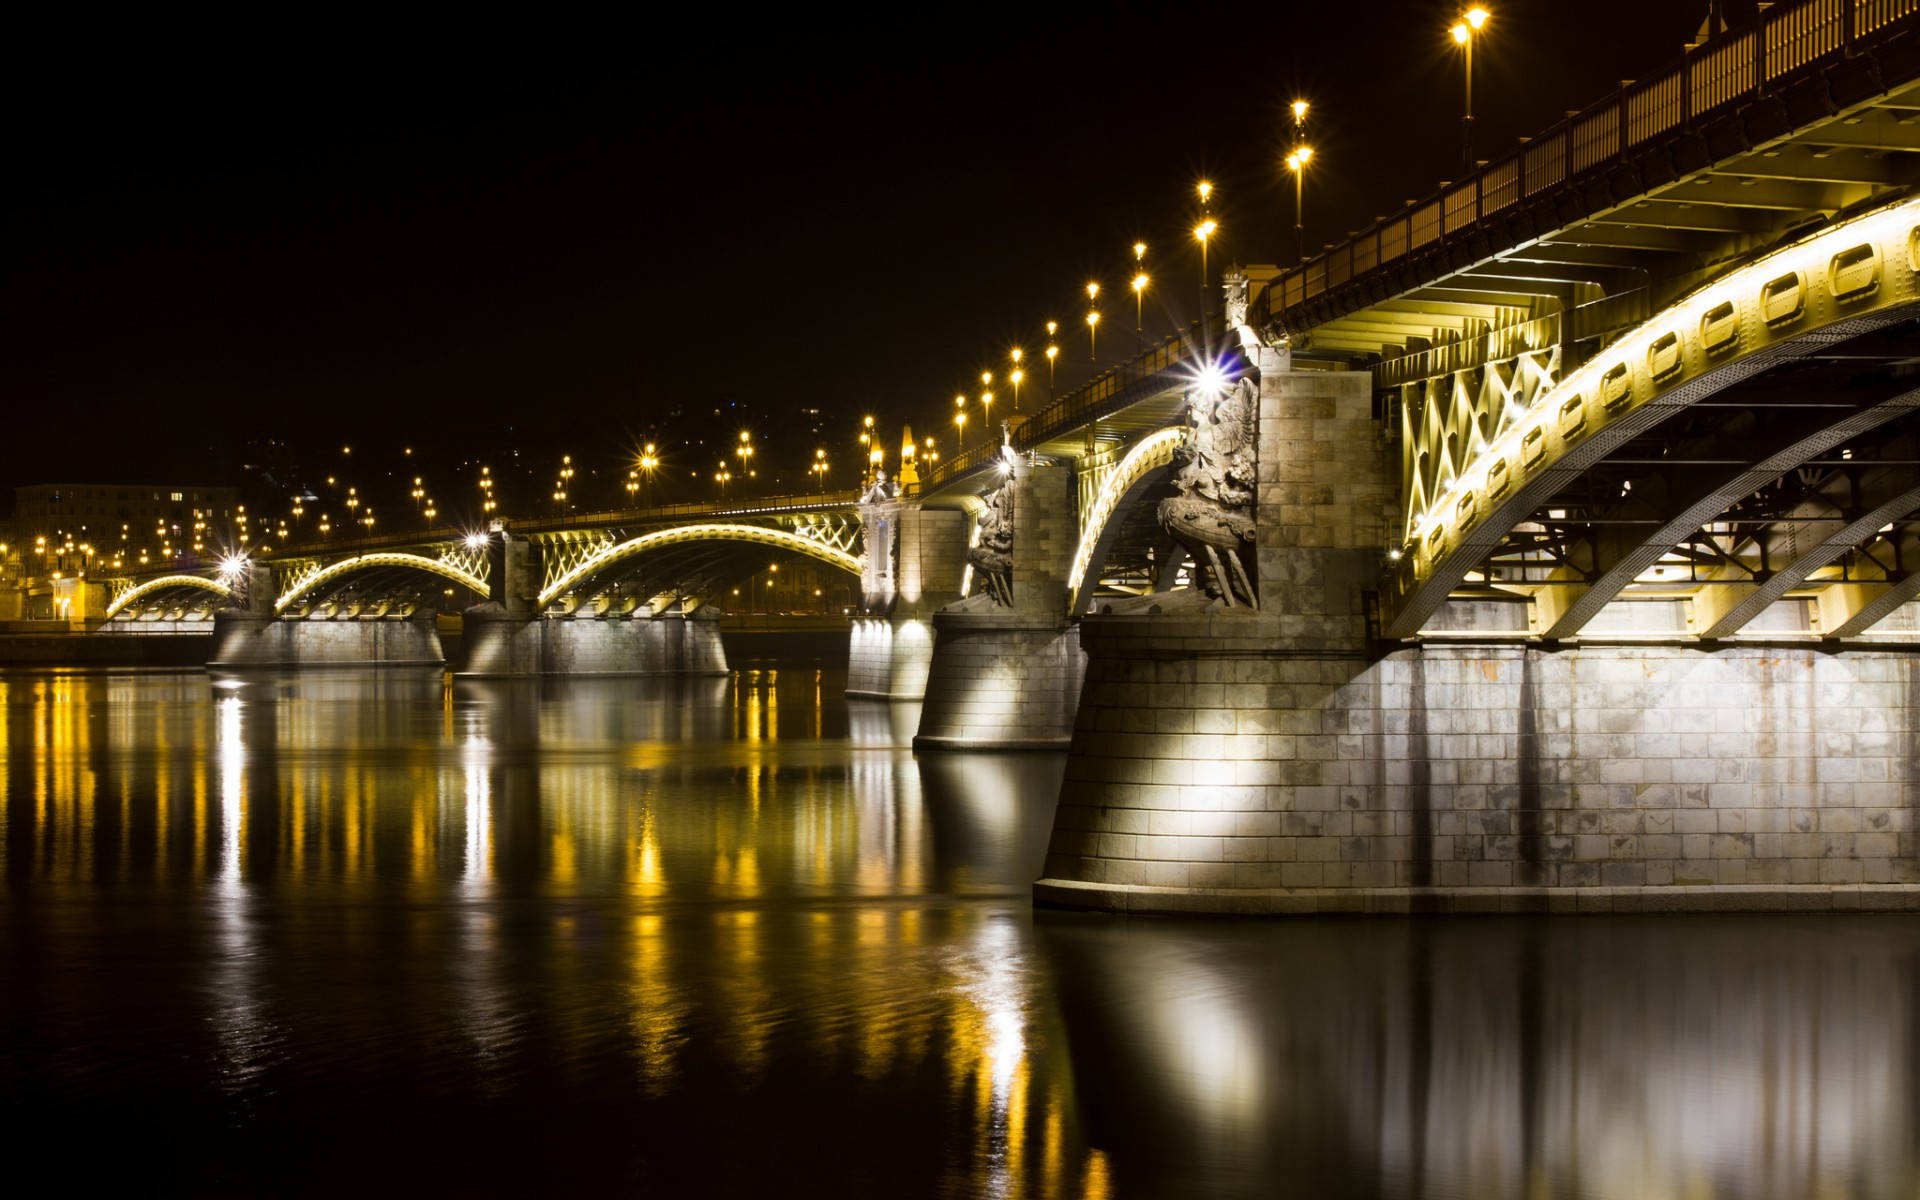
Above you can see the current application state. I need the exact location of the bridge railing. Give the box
[1264,0,1920,330]
[926,320,1207,486]
[267,490,862,559]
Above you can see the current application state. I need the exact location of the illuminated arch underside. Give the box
[104,574,232,618]
[1067,426,1186,613]
[276,553,488,612]
[538,523,861,608]
[1385,195,1920,639]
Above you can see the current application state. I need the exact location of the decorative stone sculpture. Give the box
[1157,375,1259,608]
[861,470,896,504]
[967,470,1015,607]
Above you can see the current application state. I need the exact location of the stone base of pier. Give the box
[210,609,444,668]
[912,606,1084,750]
[458,605,728,677]
[1034,607,1920,915]
[847,615,937,700]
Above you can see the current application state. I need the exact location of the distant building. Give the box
[8,482,243,574]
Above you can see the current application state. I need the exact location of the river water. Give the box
[3,665,1918,1197]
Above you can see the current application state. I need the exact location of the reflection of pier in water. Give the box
[1041,914,1920,1197]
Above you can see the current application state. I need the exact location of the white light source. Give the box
[464,532,488,550]
[1192,363,1230,398]
[218,555,248,579]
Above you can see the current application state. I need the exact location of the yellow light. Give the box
[1196,180,1213,204]
[1046,320,1058,337]
[1292,99,1309,121]
[1086,311,1100,327]
[981,371,992,386]
[1194,219,1217,243]
[1045,345,1058,361]
[1466,6,1489,29]
[1010,369,1023,385]
[1132,241,1147,261]
[1451,22,1469,42]
[1010,348,1022,364]
[1132,272,1148,294]
[1086,281,1099,301]
[955,394,966,408]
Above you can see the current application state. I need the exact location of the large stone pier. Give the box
[913,455,1085,750]
[846,493,967,700]
[1033,354,1920,913]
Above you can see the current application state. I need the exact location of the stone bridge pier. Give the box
[211,564,444,668]
[459,531,727,677]
[913,455,1086,750]
[846,496,967,700]
[1034,349,1920,915]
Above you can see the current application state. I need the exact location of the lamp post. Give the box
[953,400,968,457]
[1451,7,1491,168]
[638,443,659,507]
[1193,217,1217,341]
[1131,242,1149,333]
[1285,146,1314,265]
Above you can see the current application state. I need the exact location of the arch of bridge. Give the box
[537,522,862,609]
[1066,426,1186,614]
[103,574,232,619]
[1385,195,1920,639]
[275,552,488,613]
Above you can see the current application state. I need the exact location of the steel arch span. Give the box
[1067,426,1186,613]
[275,553,488,613]
[1385,195,1920,639]
[537,523,862,608]
[104,574,233,618]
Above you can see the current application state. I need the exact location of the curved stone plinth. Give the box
[912,607,1084,751]
[210,609,444,668]
[1035,607,1920,915]
[458,605,728,677]
[847,615,936,700]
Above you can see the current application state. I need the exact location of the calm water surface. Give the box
[3,666,1918,1197]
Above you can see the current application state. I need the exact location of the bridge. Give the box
[94,0,1920,913]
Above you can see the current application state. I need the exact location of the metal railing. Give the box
[1270,0,1919,322]
[926,321,1208,486]
[266,489,862,559]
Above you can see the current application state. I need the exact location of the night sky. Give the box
[6,1,1718,516]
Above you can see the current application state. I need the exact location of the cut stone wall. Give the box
[458,606,733,675]
[1036,627,1920,913]
[848,500,968,701]
[457,607,728,677]
[914,616,1084,749]
[210,610,444,668]
[915,458,1087,747]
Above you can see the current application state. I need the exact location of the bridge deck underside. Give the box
[1427,317,1920,642]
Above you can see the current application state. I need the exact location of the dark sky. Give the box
[4,1,1715,512]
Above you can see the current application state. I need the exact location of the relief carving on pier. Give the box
[1158,373,1259,608]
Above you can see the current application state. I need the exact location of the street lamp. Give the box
[1451,6,1491,167]
[1045,343,1059,391]
[953,404,968,457]
[980,390,994,436]
[1196,180,1213,211]
[1131,271,1149,332]
[1086,309,1100,363]
[637,443,659,507]
[1193,218,1217,337]
[1285,146,1314,264]
[1009,367,1023,412]
[809,447,830,491]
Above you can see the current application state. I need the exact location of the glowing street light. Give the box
[952,408,968,455]
[809,447,830,491]
[1131,271,1149,332]
[1009,367,1024,412]
[1193,218,1218,335]
[1285,146,1315,264]
[1196,180,1213,210]
[980,390,994,434]
[1451,6,1491,167]
[1045,343,1059,391]
[1086,309,1101,362]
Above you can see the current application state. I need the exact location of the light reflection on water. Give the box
[1,666,1916,1197]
